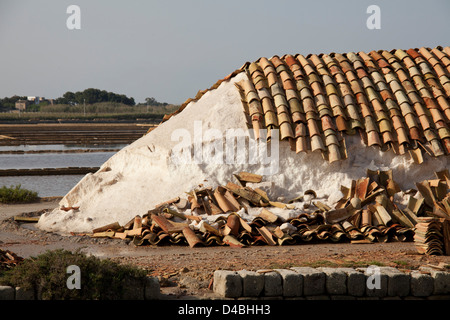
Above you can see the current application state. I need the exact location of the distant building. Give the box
[25,96,51,106]
[15,100,28,111]
[27,96,41,105]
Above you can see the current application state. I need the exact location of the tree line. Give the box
[0,88,170,111]
[55,89,135,106]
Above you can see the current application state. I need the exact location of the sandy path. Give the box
[0,198,60,221]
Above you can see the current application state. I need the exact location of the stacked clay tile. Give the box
[236,47,450,163]
[414,217,444,255]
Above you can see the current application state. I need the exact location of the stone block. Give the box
[15,287,34,300]
[380,267,410,297]
[359,265,388,297]
[238,270,264,297]
[213,270,242,298]
[122,277,145,300]
[318,267,347,295]
[274,269,303,297]
[259,271,282,297]
[410,271,434,297]
[419,268,450,295]
[144,276,160,300]
[337,267,365,296]
[0,286,15,300]
[291,267,325,296]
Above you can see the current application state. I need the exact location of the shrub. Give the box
[0,185,38,203]
[0,249,147,300]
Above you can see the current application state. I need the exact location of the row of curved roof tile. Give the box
[237,46,450,163]
[162,46,450,164]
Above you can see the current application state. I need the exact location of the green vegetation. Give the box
[0,249,147,300]
[0,95,27,111]
[0,90,179,121]
[0,185,38,203]
[0,102,179,121]
[55,88,135,106]
[38,102,178,115]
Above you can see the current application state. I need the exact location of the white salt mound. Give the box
[37,72,449,234]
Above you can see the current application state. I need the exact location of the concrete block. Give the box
[291,267,325,296]
[419,268,450,295]
[259,271,282,297]
[213,270,242,298]
[274,269,303,297]
[410,271,434,297]
[238,270,264,297]
[380,267,410,297]
[317,267,347,295]
[0,286,15,300]
[15,287,34,300]
[144,276,160,300]
[337,268,365,297]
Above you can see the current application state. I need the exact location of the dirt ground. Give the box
[1,199,450,299]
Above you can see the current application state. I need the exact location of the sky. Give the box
[0,0,449,105]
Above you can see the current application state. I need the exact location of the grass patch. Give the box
[392,260,414,269]
[0,249,147,300]
[304,260,341,268]
[0,185,38,203]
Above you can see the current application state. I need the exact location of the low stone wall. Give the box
[0,276,160,300]
[213,266,450,300]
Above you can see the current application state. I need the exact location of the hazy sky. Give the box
[0,0,449,104]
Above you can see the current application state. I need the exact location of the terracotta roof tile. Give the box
[228,46,450,162]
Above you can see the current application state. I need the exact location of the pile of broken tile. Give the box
[88,170,450,254]
[0,249,24,271]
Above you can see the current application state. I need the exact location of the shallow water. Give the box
[0,144,124,197]
[0,152,115,169]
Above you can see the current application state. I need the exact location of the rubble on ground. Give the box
[0,249,24,271]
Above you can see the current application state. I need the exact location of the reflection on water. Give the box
[0,152,115,169]
[0,175,85,197]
